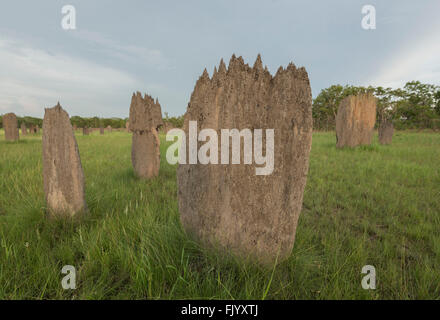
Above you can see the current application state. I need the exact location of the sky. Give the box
[0,0,439,118]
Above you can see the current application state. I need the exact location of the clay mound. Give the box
[129,92,163,179]
[378,120,394,145]
[42,103,87,217]
[336,94,377,148]
[21,122,27,135]
[177,54,313,264]
[3,113,19,141]
[131,128,161,178]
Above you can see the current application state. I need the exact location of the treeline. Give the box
[0,115,185,129]
[163,113,184,128]
[0,116,43,129]
[70,116,127,129]
[313,81,440,130]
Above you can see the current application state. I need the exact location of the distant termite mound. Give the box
[129,92,163,179]
[4,113,19,141]
[378,120,394,145]
[21,122,27,136]
[177,54,313,264]
[336,93,377,148]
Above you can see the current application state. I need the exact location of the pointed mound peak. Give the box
[275,66,284,77]
[212,66,219,81]
[228,54,237,69]
[201,68,210,81]
[286,62,297,71]
[253,54,263,72]
[218,58,227,74]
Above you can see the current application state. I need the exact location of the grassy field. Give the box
[0,130,439,299]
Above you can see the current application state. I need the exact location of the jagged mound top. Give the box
[43,103,74,135]
[196,54,310,85]
[129,91,163,132]
[45,102,65,113]
[185,54,312,130]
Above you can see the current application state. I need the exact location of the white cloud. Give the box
[368,26,440,89]
[68,30,172,70]
[0,35,140,117]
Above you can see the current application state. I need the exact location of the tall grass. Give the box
[0,130,439,299]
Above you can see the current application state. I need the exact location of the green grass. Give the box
[0,129,439,299]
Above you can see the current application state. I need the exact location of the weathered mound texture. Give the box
[4,113,19,141]
[129,92,163,178]
[42,103,87,217]
[378,120,394,145]
[335,94,377,148]
[177,54,313,264]
[21,123,27,135]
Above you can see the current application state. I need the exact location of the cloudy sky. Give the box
[0,0,439,118]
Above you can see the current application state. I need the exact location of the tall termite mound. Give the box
[129,92,163,179]
[177,54,313,264]
[335,94,377,148]
[4,113,19,141]
[42,103,87,218]
[21,122,27,135]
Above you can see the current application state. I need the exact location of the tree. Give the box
[395,81,440,129]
